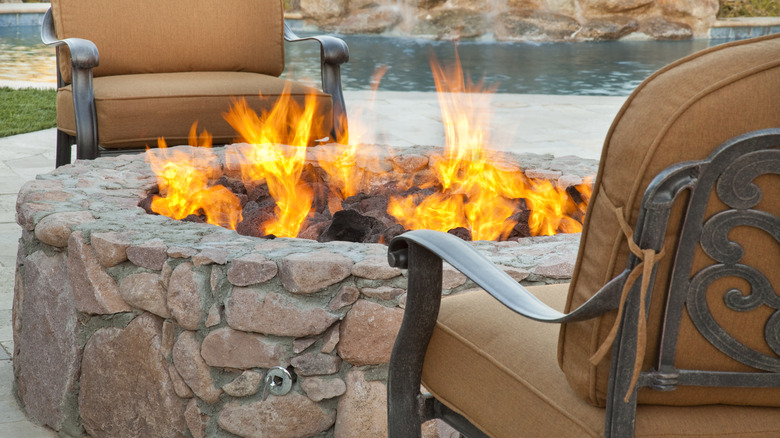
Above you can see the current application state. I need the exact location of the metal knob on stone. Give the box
[261,366,296,401]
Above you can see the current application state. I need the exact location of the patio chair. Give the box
[41,0,349,168]
[387,33,780,437]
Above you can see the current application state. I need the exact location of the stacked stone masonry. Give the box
[12,146,595,437]
[294,0,719,41]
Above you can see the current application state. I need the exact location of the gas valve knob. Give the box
[261,366,296,400]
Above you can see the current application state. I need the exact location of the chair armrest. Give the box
[283,22,349,143]
[283,23,349,66]
[41,8,99,161]
[41,8,99,74]
[389,229,626,323]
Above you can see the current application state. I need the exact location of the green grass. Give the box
[0,87,57,138]
[719,0,779,18]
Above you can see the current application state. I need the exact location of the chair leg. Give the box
[388,242,443,438]
[55,129,73,168]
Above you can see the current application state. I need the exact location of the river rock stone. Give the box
[329,285,360,310]
[442,264,467,290]
[301,376,347,402]
[169,363,195,398]
[294,336,318,354]
[218,392,336,438]
[184,398,208,438]
[640,16,693,40]
[192,248,228,266]
[392,153,430,173]
[222,370,263,397]
[167,262,205,330]
[579,0,653,13]
[16,202,51,231]
[205,303,221,327]
[498,265,531,282]
[173,331,222,404]
[580,16,639,40]
[226,287,339,337]
[15,251,80,431]
[68,231,131,315]
[658,0,718,34]
[497,9,581,41]
[321,322,340,353]
[127,241,168,270]
[338,299,403,366]
[533,255,575,279]
[334,369,387,438]
[79,314,188,438]
[290,352,342,376]
[201,327,286,369]
[90,231,131,267]
[351,257,402,279]
[227,253,278,286]
[278,251,354,294]
[413,8,488,40]
[34,211,95,247]
[119,272,170,318]
[301,0,347,20]
[360,286,405,300]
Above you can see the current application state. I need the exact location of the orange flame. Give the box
[222,94,315,238]
[315,66,388,200]
[146,56,591,241]
[147,135,242,230]
[386,51,589,239]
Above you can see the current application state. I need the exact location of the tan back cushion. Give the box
[51,0,285,84]
[558,34,780,408]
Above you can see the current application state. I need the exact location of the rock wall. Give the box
[294,0,719,40]
[12,146,595,438]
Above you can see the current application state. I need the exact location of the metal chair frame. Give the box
[40,8,349,167]
[387,129,780,438]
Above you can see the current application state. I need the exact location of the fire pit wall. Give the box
[12,146,596,438]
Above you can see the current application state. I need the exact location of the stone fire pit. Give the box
[12,145,596,437]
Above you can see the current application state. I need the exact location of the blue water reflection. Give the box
[2,24,729,96]
[285,33,720,95]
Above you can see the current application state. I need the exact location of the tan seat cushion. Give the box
[559,34,780,407]
[51,0,284,84]
[56,71,333,149]
[423,284,780,437]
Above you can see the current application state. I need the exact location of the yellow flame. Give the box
[387,51,589,239]
[147,57,591,241]
[147,137,242,230]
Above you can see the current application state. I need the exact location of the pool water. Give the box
[2,24,727,96]
[0,26,55,83]
[287,33,721,96]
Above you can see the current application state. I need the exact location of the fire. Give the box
[222,93,316,238]
[315,66,387,200]
[386,53,589,239]
[146,54,592,241]
[146,127,243,230]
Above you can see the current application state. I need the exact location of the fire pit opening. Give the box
[138,144,593,244]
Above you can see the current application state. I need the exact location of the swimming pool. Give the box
[1,23,727,96]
